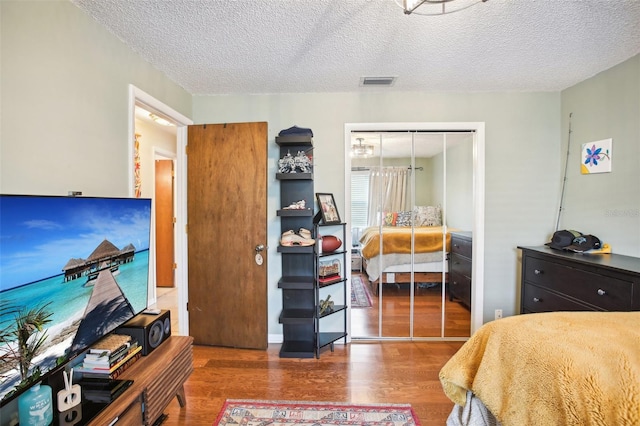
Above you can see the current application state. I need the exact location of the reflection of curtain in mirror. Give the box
[367,167,408,225]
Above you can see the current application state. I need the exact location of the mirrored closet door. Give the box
[349,129,474,339]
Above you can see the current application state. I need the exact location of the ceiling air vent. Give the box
[360,76,396,87]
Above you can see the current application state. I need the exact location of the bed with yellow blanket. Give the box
[439,311,640,426]
[359,226,453,293]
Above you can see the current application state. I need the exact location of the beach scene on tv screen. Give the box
[0,196,151,401]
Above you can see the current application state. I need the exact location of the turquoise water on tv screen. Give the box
[0,250,149,329]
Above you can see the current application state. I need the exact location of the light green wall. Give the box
[432,141,474,230]
[193,92,561,326]
[559,54,640,257]
[0,0,191,197]
[3,0,636,334]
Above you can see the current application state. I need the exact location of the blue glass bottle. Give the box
[18,382,53,426]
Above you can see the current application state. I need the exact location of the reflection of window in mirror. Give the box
[351,171,369,247]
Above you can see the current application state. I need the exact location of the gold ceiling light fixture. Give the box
[351,138,375,158]
[398,0,488,16]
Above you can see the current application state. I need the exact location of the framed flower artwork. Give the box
[581,138,612,174]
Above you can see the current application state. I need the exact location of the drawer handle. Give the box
[534,269,542,275]
[597,288,606,296]
[453,244,459,248]
[533,297,541,303]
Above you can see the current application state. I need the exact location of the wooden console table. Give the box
[87,335,193,425]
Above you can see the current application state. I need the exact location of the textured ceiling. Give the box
[72,0,640,95]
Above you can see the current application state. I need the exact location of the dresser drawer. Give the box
[449,253,471,277]
[449,271,471,308]
[522,284,595,313]
[451,235,472,258]
[523,257,633,311]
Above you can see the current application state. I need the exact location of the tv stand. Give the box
[84,335,193,425]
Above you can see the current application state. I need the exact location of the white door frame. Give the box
[344,122,485,337]
[128,85,193,335]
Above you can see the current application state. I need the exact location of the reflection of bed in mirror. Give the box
[359,224,452,295]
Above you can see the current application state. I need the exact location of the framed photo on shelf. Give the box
[316,193,341,224]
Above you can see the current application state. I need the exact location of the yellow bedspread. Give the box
[359,226,452,260]
[439,311,640,425]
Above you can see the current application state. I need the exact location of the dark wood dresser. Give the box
[518,246,640,313]
[449,232,472,309]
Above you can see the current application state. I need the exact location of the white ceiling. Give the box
[72,0,640,96]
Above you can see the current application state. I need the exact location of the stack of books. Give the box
[77,333,141,380]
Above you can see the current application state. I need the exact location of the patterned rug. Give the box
[213,399,421,426]
[351,275,373,308]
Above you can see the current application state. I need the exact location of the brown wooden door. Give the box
[187,122,268,349]
[155,159,175,287]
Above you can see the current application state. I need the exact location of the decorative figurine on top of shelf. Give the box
[319,295,334,315]
[278,150,312,173]
[278,151,295,173]
[294,150,312,173]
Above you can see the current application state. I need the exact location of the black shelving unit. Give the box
[314,222,348,358]
[276,135,315,358]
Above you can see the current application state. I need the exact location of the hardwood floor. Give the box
[163,341,464,425]
[151,272,471,339]
[156,274,468,425]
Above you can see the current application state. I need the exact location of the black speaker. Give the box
[116,309,171,355]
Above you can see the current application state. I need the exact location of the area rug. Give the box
[213,399,421,426]
[351,275,373,308]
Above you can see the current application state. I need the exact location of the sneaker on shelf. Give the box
[282,200,306,210]
[280,230,315,246]
[298,228,312,240]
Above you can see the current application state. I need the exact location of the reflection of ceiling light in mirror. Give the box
[351,138,374,158]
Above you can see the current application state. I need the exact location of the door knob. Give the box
[254,244,265,266]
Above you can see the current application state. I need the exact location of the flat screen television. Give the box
[0,195,152,405]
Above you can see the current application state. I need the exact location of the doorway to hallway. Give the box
[129,85,193,335]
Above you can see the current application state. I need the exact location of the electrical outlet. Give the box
[495,309,503,320]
